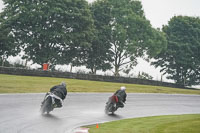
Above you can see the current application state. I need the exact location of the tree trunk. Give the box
[25,59,28,68]
[70,64,73,72]
[114,65,120,76]
[1,56,6,67]
[1,60,4,67]
[90,66,96,74]
[93,66,97,74]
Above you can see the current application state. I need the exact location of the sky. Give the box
[0,0,200,82]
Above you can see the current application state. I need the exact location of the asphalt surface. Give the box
[0,93,200,133]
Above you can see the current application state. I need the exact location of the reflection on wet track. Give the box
[0,93,200,133]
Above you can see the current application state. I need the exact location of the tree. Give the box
[91,0,166,76]
[1,0,94,68]
[152,16,200,86]
[138,71,153,80]
[85,0,113,74]
[0,16,18,66]
[58,0,95,70]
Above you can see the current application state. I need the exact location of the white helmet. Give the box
[120,86,126,90]
[61,82,66,87]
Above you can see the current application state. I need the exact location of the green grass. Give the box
[0,74,200,94]
[87,114,200,133]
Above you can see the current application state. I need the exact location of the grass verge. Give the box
[87,114,200,133]
[0,74,200,94]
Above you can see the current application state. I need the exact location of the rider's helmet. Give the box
[61,82,67,87]
[120,86,126,90]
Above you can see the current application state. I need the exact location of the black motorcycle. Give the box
[40,92,63,114]
[105,95,119,114]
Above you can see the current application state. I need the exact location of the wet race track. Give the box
[0,93,200,133]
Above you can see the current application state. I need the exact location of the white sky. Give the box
[141,0,200,28]
[0,0,200,82]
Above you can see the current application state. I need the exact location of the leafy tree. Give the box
[122,64,134,76]
[86,0,113,74]
[0,17,18,66]
[1,0,94,68]
[152,16,200,86]
[138,71,153,80]
[85,38,113,74]
[91,0,166,76]
[59,0,95,69]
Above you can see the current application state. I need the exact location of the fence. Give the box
[0,66,184,88]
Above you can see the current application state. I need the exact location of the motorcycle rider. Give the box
[114,86,127,108]
[42,82,67,108]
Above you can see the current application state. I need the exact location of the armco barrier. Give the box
[0,66,184,88]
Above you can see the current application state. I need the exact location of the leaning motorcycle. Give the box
[40,92,63,114]
[105,95,119,114]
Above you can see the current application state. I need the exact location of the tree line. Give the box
[0,0,200,86]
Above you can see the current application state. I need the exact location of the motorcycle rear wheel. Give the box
[40,96,52,114]
[105,102,116,114]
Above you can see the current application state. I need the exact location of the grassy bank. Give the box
[87,114,200,133]
[0,74,200,94]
